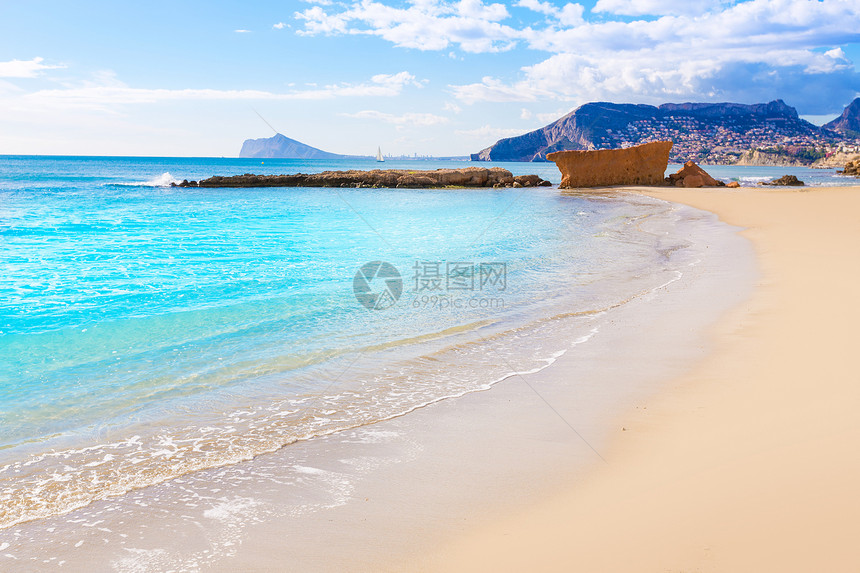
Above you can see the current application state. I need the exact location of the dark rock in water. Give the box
[759,175,805,186]
[172,168,551,189]
[513,174,552,187]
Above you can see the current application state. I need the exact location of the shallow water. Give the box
[0,155,711,530]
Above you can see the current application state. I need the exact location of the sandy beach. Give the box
[424,185,860,572]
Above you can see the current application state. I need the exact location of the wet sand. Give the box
[424,186,860,572]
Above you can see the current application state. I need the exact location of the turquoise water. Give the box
[0,154,811,529]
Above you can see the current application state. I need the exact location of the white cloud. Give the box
[8,71,423,111]
[450,76,550,104]
[454,125,527,139]
[449,0,860,111]
[0,57,64,78]
[273,22,288,29]
[517,0,584,26]
[234,29,251,33]
[342,110,450,126]
[592,0,725,16]
[443,101,462,113]
[290,0,860,112]
[520,108,532,119]
[537,108,571,122]
[296,0,521,53]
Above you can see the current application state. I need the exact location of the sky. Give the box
[1,0,859,157]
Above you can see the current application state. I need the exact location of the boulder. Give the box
[546,141,672,189]
[683,174,705,188]
[666,161,722,187]
[759,175,805,186]
[839,159,860,176]
[726,181,741,188]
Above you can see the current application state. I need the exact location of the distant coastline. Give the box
[471,98,860,166]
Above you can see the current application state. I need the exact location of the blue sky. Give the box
[1,0,859,157]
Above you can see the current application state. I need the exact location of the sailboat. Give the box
[376,147,384,162]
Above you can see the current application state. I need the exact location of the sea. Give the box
[0,155,852,545]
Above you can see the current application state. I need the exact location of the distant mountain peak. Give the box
[471,99,842,164]
[824,97,860,135]
[239,133,346,159]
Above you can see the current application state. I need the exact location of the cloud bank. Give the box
[296,0,860,113]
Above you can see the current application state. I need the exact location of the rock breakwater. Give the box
[172,168,552,189]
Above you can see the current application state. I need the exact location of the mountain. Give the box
[239,133,347,159]
[823,97,860,136]
[472,99,848,164]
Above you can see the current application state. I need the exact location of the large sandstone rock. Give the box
[839,159,860,176]
[666,161,723,187]
[176,167,542,189]
[546,141,672,189]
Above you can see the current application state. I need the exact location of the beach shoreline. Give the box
[423,185,860,572]
[0,184,754,571]
[0,185,758,571]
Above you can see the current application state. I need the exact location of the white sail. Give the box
[376,147,384,162]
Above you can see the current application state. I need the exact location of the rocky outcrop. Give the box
[838,159,860,177]
[823,97,860,136]
[726,181,741,188]
[666,161,724,187]
[759,175,804,186]
[811,152,860,169]
[546,141,672,189]
[172,168,551,189]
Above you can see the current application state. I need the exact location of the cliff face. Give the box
[239,133,346,159]
[824,98,860,136]
[472,99,830,163]
[734,150,810,167]
[472,102,658,162]
[547,141,672,189]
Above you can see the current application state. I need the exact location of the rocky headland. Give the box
[472,98,860,166]
[837,159,860,177]
[547,141,672,188]
[172,167,551,189]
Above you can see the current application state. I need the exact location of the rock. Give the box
[726,181,741,188]
[666,161,722,187]
[177,168,547,189]
[546,141,673,189]
[513,174,544,187]
[683,174,705,188]
[512,181,523,188]
[760,174,805,186]
[840,159,860,176]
